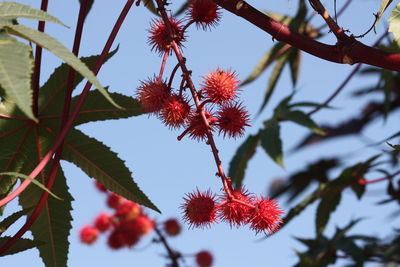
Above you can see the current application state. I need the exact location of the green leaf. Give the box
[5,24,121,109]
[315,192,341,235]
[0,1,66,26]
[258,52,290,114]
[288,48,301,85]
[0,172,62,200]
[282,183,327,229]
[281,110,326,135]
[0,33,36,121]
[0,207,32,235]
[260,120,283,167]
[375,0,394,29]
[19,165,73,267]
[38,47,118,116]
[387,142,400,150]
[241,42,287,86]
[0,237,44,256]
[58,128,159,212]
[228,133,260,188]
[388,3,400,47]
[71,90,144,126]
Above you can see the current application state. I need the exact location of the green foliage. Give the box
[260,120,283,167]
[0,207,32,235]
[228,134,259,187]
[0,33,35,120]
[0,237,44,256]
[375,0,394,29]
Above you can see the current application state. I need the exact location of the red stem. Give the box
[32,0,49,116]
[0,0,134,246]
[168,62,181,89]
[358,170,400,185]
[158,51,169,81]
[154,0,234,197]
[212,0,400,71]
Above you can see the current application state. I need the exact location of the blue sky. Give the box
[2,0,400,266]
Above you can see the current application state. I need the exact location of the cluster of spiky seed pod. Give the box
[138,0,284,235]
[181,188,283,234]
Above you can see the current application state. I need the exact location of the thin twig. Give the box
[307,31,388,116]
[154,226,181,267]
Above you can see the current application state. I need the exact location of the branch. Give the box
[154,226,181,267]
[212,0,400,71]
[308,0,346,40]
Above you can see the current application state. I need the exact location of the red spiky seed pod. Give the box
[186,111,217,141]
[79,225,99,244]
[201,69,239,103]
[181,189,217,228]
[148,16,185,54]
[137,78,170,113]
[94,181,107,193]
[218,188,254,227]
[115,201,141,222]
[94,213,112,232]
[163,218,181,236]
[196,250,213,267]
[107,193,124,209]
[216,102,250,138]
[188,0,221,30]
[249,197,283,235]
[161,94,191,128]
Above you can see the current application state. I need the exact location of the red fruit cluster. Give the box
[80,182,154,249]
[181,188,283,235]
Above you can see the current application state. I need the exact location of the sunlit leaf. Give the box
[388,3,400,47]
[0,33,36,121]
[5,24,121,109]
[0,1,66,26]
[375,0,394,29]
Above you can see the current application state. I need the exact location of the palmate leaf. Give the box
[0,1,65,26]
[228,133,260,187]
[0,237,44,256]
[0,33,35,121]
[39,126,159,212]
[4,24,121,109]
[281,110,325,135]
